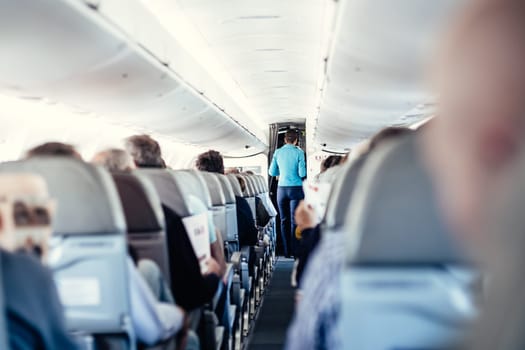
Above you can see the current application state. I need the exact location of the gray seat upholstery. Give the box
[199,172,227,242]
[339,135,476,349]
[0,254,9,350]
[178,170,213,211]
[112,172,170,285]
[255,175,277,218]
[137,169,192,217]
[238,175,256,220]
[346,135,468,265]
[323,157,366,232]
[216,174,239,244]
[0,158,132,341]
[245,176,261,195]
[226,174,243,198]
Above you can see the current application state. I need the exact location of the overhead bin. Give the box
[314,0,465,152]
[0,0,266,156]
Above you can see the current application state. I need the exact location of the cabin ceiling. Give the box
[0,0,467,157]
[141,0,466,151]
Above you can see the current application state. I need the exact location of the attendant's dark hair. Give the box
[124,134,165,168]
[26,142,82,160]
[284,129,299,144]
[195,150,224,174]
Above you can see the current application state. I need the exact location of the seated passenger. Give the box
[195,150,258,247]
[320,155,343,174]
[91,148,136,172]
[25,143,186,346]
[26,141,82,159]
[91,149,177,303]
[286,127,413,350]
[0,174,79,349]
[125,135,223,310]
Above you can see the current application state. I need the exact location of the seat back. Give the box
[226,174,243,198]
[246,175,261,195]
[177,170,213,211]
[339,135,475,349]
[112,172,170,284]
[0,253,10,350]
[199,172,227,242]
[323,157,366,232]
[239,175,256,219]
[0,158,132,342]
[216,174,239,244]
[255,175,277,218]
[137,169,192,217]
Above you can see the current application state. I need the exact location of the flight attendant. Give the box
[269,129,306,257]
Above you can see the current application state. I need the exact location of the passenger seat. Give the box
[112,172,170,285]
[0,158,133,348]
[337,135,477,349]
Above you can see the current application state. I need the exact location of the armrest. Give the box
[223,263,234,286]
[230,252,243,267]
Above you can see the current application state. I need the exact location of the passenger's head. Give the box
[225,167,240,174]
[195,150,224,174]
[26,142,82,160]
[91,149,135,173]
[349,127,413,162]
[124,134,165,168]
[235,175,247,193]
[0,174,54,262]
[368,127,414,152]
[424,0,525,236]
[321,155,343,173]
[284,129,299,145]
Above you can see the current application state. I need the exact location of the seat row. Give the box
[0,157,276,350]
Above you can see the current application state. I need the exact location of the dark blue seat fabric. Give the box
[2,250,78,350]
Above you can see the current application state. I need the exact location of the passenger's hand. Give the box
[204,257,221,276]
[294,201,317,231]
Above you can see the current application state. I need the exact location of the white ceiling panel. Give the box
[0,0,266,156]
[315,0,466,151]
[143,0,331,125]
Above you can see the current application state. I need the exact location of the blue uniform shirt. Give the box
[269,144,306,187]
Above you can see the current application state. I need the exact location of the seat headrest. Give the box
[226,174,243,197]
[112,172,164,233]
[256,175,268,192]
[241,175,256,196]
[216,174,236,204]
[137,168,191,217]
[345,134,468,266]
[0,158,126,235]
[323,158,367,231]
[176,170,212,208]
[253,176,262,193]
[200,172,226,206]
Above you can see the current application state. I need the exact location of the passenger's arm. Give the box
[128,259,184,346]
[298,150,307,179]
[210,231,226,276]
[268,151,280,177]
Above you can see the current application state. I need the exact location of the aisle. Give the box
[247,258,296,350]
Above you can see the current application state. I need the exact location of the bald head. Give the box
[92,149,135,173]
[0,174,49,199]
[425,0,525,236]
[0,174,52,255]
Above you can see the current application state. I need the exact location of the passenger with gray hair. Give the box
[125,134,166,168]
[91,148,135,172]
